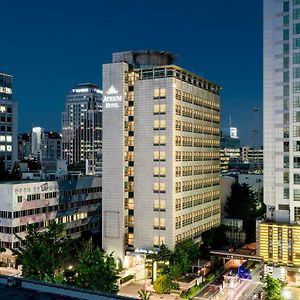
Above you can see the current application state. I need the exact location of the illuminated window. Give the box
[6,136,12,142]
[154,135,166,145]
[154,167,166,177]
[153,182,166,193]
[154,236,159,246]
[6,145,12,152]
[153,88,166,99]
[0,136,5,142]
[154,151,166,161]
[154,104,166,114]
[0,106,5,113]
[153,120,166,129]
[0,145,5,152]
[154,199,166,210]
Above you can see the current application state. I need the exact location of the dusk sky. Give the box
[1,0,262,146]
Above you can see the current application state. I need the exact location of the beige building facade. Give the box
[102,51,221,265]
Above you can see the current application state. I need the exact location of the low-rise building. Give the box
[0,176,101,251]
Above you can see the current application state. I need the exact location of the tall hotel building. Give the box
[62,83,102,174]
[261,0,300,281]
[0,73,17,170]
[102,51,221,264]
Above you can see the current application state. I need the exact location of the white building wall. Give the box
[102,62,128,261]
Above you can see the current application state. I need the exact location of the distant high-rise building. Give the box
[0,73,17,170]
[259,0,300,282]
[102,51,221,265]
[31,127,43,158]
[61,83,102,174]
[31,127,61,162]
[17,133,31,160]
[220,127,241,173]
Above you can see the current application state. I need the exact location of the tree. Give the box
[74,240,118,293]
[263,275,283,300]
[153,274,178,294]
[225,182,265,242]
[200,225,228,259]
[14,222,71,282]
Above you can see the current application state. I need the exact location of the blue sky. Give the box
[1,0,262,145]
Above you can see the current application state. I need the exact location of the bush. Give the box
[120,274,134,284]
[181,284,204,299]
[206,273,215,282]
[154,274,178,294]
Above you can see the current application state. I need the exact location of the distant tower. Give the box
[0,72,17,170]
[61,83,102,174]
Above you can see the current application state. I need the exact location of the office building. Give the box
[0,175,101,251]
[260,0,300,282]
[102,51,221,265]
[62,83,102,174]
[0,73,17,170]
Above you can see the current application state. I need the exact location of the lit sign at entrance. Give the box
[103,85,122,108]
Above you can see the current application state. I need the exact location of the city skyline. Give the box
[0,0,262,146]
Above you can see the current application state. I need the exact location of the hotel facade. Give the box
[102,51,221,265]
[260,0,300,282]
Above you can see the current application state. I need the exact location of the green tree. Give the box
[153,274,178,294]
[225,182,265,242]
[200,225,228,259]
[74,240,118,293]
[14,222,71,282]
[263,275,283,300]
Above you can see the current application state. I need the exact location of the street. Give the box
[194,263,263,300]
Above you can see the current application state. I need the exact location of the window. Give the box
[294,68,300,79]
[295,141,300,151]
[295,0,300,5]
[294,82,300,93]
[154,104,166,114]
[294,8,300,20]
[284,172,289,183]
[284,85,289,97]
[294,156,300,168]
[153,135,166,145]
[295,24,300,35]
[295,97,300,108]
[284,43,289,54]
[294,111,300,122]
[294,38,300,49]
[295,174,300,184]
[284,113,289,124]
[17,196,22,203]
[295,207,300,222]
[153,120,166,130]
[153,88,166,99]
[154,199,166,211]
[284,57,289,68]
[284,1,289,13]
[154,151,166,161]
[284,29,289,40]
[284,71,289,82]
[294,126,300,136]
[284,188,289,199]
[154,167,166,177]
[153,182,166,193]
[295,189,300,201]
[294,53,300,64]
[284,15,289,26]
[284,156,289,168]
